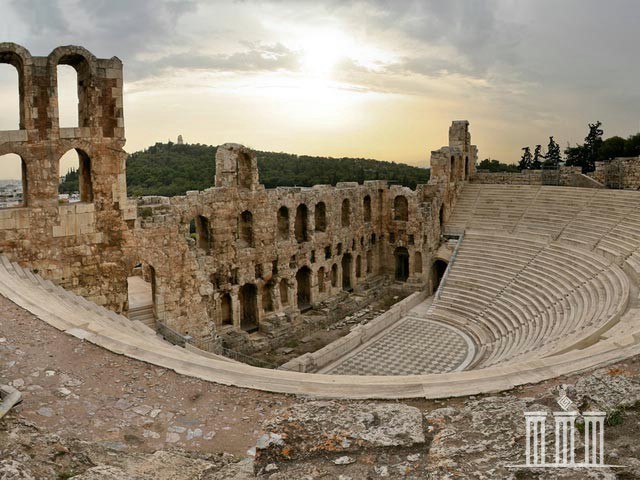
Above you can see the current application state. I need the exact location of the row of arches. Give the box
[0,149,94,207]
[0,45,95,131]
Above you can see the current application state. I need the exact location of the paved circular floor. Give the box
[322,317,476,376]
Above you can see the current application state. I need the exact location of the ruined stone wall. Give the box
[0,43,477,347]
[129,123,477,343]
[471,166,601,188]
[591,157,640,189]
[0,43,136,309]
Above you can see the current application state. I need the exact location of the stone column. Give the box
[553,411,578,465]
[584,412,606,465]
[524,412,547,466]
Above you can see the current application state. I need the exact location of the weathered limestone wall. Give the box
[471,166,603,188]
[129,123,477,344]
[591,157,640,189]
[0,43,136,308]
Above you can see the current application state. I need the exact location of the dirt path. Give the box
[0,295,292,457]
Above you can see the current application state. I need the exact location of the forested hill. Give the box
[117,142,429,197]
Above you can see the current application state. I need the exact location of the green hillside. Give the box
[61,142,429,197]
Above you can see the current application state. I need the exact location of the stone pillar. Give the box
[524,412,547,466]
[553,411,578,465]
[584,412,606,465]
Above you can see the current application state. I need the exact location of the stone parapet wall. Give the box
[471,166,603,189]
[590,157,640,189]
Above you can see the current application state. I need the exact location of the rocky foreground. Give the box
[2,294,640,479]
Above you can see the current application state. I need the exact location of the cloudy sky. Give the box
[1,0,639,176]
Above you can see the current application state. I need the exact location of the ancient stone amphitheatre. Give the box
[0,42,640,405]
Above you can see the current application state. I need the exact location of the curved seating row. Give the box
[429,230,629,368]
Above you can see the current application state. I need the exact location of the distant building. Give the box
[177,135,184,145]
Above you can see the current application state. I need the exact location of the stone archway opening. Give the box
[431,259,449,292]
[0,63,20,130]
[126,262,157,329]
[341,253,353,290]
[0,154,27,208]
[295,203,309,243]
[296,266,312,311]
[239,283,259,332]
[394,195,408,221]
[59,148,93,203]
[220,292,233,326]
[394,247,410,282]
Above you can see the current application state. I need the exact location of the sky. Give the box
[1,0,640,178]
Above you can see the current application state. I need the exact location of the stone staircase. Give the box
[127,304,155,329]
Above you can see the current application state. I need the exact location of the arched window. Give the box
[331,263,338,287]
[465,156,469,179]
[363,195,372,222]
[238,210,254,247]
[317,267,326,292]
[394,195,408,221]
[314,202,327,232]
[366,250,373,274]
[341,199,350,227]
[295,204,309,243]
[55,52,93,128]
[238,152,253,189]
[189,215,211,251]
[59,148,93,203]
[0,154,27,208]
[277,206,289,240]
[57,64,79,127]
[0,63,20,130]
[414,251,423,274]
[439,205,445,229]
[356,255,362,278]
[279,279,288,305]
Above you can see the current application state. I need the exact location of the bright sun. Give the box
[299,29,352,76]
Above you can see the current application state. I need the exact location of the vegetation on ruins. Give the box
[60,142,431,196]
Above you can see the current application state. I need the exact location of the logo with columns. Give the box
[510,390,621,469]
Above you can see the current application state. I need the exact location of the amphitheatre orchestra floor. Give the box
[321,300,476,376]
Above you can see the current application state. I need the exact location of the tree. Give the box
[565,121,604,173]
[545,136,561,167]
[532,145,544,169]
[519,147,532,170]
[477,158,519,173]
[598,136,626,161]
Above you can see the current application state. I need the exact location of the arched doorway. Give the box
[414,251,423,274]
[314,202,327,231]
[126,263,157,329]
[394,195,408,221]
[431,260,448,292]
[296,266,312,311]
[239,283,258,332]
[0,62,20,130]
[277,206,289,240]
[394,247,410,282]
[220,293,233,326]
[363,195,372,222]
[341,254,352,290]
[0,154,27,208]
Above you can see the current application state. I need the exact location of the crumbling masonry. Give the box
[0,43,477,349]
